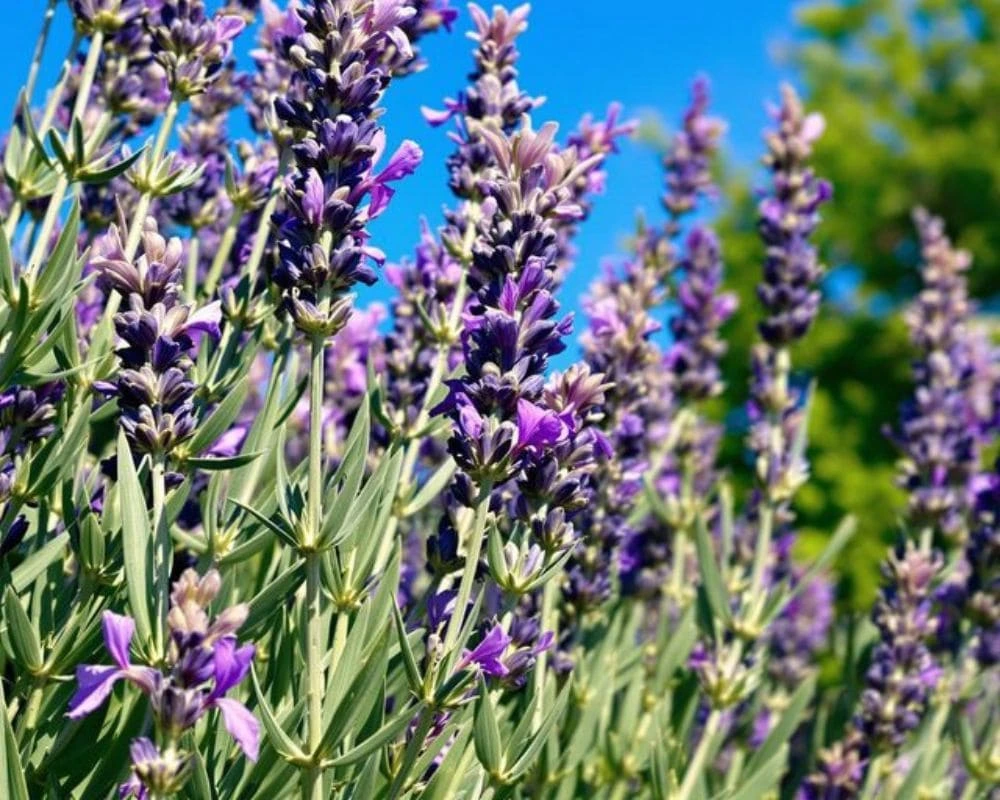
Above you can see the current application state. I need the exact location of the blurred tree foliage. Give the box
[712,0,1000,609]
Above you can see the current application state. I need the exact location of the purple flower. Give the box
[92,219,219,460]
[662,76,725,229]
[890,209,982,539]
[366,139,424,219]
[514,399,567,455]
[269,0,420,337]
[205,638,260,761]
[457,623,512,677]
[67,612,158,719]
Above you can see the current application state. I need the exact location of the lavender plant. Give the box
[0,4,997,800]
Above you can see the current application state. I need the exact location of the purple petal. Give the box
[368,184,395,220]
[375,140,423,184]
[214,15,246,44]
[67,665,122,719]
[184,302,222,343]
[214,697,260,761]
[102,611,136,670]
[515,399,566,452]
[211,638,255,698]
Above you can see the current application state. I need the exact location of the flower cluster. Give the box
[0,383,64,553]
[804,545,944,797]
[746,86,831,534]
[892,209,981,540]
[92,218,220,459]
[269,0,422,337]
[68,569,258,798]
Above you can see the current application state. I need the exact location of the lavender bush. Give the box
[0,3,997,799]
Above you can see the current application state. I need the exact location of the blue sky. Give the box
[0,1,802,325]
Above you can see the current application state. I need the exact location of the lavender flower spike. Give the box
[270,0,422,337]
[756,84,832,348]
[892,209,980,540]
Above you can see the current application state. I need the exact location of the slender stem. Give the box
[442,483,492,662]
[20,0,58,120]
[25,30,104,276]
[4,30,82,241]
[201,208,241,299]
[532,577,558,731]
[302,554,324,800]
[37,31,84,138]
[303,335,327,799]
[375,267,471,575]
[184,235,200,301]
[676,708,721,800]
[748,502,773,603]
[307,337,325,544]
[151,456,169,658]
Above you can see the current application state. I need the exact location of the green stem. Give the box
[676,708,721,800]
[442,483,492,664]
[302,554,325,800]
[201,208,241,299]
[25,30,104,276]
[532,577,558,731]
[4,30,81,241]
[375,268,471,576]
[307,337,325,543]
[151,456,169,658]
[184,235,200,301]
[20,0,58,120]
[303,335,327,799]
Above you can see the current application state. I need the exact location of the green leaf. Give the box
[11,532,68,592]
[473,677,504,777]
[187,377,249,455]
[186,451,264,471]
[244,562,304,638]
[250,666,308,763]
[117,431,154,646]
[0,225,13,304]
[320,708,413,768]
[0,682,30,800]
[506,682,570,780]
[392,603,423,695]
[34,200,80,302]
[796,515,856,592]
[78,145,146,185]
[721,744,788,800]
[228,498,298,549]
[3,587,43,673]
[317,628,390,757]
[402,457,456,516]
[744,676,815,775]
[694,514,729,625]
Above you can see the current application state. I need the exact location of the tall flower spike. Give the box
[269,0,422,337]
[756,84,831,348]
[69,570,259,800]
[92,218,221,459]
[383,2,549,449]
[891,209,980,541]
[803,545,944,797]
[662,76,725,232]
[747,85,830,517]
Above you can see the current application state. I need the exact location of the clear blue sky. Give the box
[1,1,802,327]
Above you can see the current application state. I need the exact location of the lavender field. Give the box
[0,1,997,798]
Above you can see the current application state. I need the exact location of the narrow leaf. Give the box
[117,431,154,646]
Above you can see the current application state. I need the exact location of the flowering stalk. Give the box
[742,84,830,618]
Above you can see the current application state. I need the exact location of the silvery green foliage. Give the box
[0,3,997,800]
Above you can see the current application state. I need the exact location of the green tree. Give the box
[714,0,1000,608]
